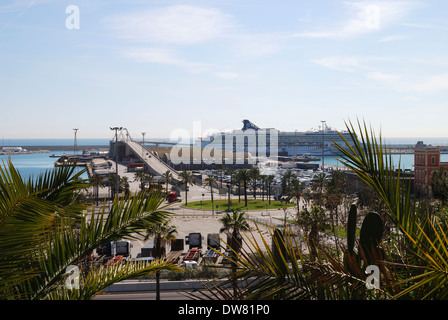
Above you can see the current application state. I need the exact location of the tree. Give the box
[144,219,177,300]
[217,164,226,189]
[133,170,153,191]
[204,175,217,215]
[161,170,173,193]
[225,167,236,194]
[310,172,327,206]
[0,160,181,300]
[431,167,448,205]
[236,169,250,207]
[178,170,195,205]
[281,170,295,196]
[265,175,274,205]
[219,209,250,296]
[324,170,346,257]
[90,174,105,206]
[297,205,327,259]
[120,176,130,197]
[249,167,260,199]
[286,177,305,209]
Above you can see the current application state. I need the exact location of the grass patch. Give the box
[325,225,361,238]
[183,199,296,211]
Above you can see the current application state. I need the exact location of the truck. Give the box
[115,240,132,257]
[207,233,220,251]
[96,240,132,264]
[185,233,202,250]
[184,247,200,261]
[203,249,219,263]
[166,191,179,203]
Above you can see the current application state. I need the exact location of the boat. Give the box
[199,120,353,158]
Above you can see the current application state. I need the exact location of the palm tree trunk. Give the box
[238,182,241,203]
[211,185,214,215]
[244,180,248,207]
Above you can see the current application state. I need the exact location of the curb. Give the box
[103,280,210,292]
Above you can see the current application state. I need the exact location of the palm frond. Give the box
[45,259,182,300]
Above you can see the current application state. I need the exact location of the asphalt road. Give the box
[92,290,200,300]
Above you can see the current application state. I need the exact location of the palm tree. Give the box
[204,175,217,215]
[225,167,236,192]
[324,170,346,257]
[310,172,327,206]
[217,164,226,189]
[144,219,177,300]
[281,170,295,196]
[161,170,173,193]
[219,209,250,296]
[286,177,305,209]
[265,175,274,205]
[133,170,153,191]
[249,167,260,199]
[120,176,130,197]
[0,160,181,300]
[90,174,105,206]
[178,170,195,205]
[236,169,250,207]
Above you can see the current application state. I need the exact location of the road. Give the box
[93,290,199,300]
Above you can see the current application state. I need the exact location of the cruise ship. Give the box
[200,120,353,157]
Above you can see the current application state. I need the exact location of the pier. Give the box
[0,149,51,155]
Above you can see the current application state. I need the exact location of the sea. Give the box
[1,138,448,181]
[0,139,110,181]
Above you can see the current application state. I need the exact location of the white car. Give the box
[182,261,198,268]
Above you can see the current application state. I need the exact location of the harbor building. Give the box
[414,141,448,196]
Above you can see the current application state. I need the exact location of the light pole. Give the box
[73,128,78,155]
[227,182,231,211]
[142,132,146,158]
[110,127,122,198]
[321,120,326,171]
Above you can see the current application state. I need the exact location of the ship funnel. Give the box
[242,120,260,131]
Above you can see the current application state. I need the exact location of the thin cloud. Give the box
[291,1,419,39]
[105,5,234,45]
[377,35,408,43]
[122,47,212,73]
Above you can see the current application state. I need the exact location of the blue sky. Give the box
[1,0,447,140]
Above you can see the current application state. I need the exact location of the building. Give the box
[414,141,448,195]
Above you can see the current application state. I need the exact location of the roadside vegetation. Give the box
[182,199,295,211]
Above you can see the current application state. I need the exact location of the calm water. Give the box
[314,153,448,170]
[1,138,110,146]
[1,138,448,180]
[0,151,89,181]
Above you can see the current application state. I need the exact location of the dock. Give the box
[0,150,51,155]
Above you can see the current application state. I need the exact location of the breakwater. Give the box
[0,150,51,155]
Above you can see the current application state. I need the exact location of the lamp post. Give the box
[227,182,231,211]
[321,120,326,171]
[142,132,146,158]
[73,128,78,155]
[110,127,122,198]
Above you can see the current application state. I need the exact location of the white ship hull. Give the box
[200,120,351,158]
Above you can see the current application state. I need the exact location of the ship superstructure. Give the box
[200,120,352,157]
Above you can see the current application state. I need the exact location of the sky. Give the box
[1,0,448,141]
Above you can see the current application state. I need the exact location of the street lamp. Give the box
[142,132,146,158]
[110,127,122,198]
[73,128,78,156]
[321,120,326,171]
[227,182,231,211]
